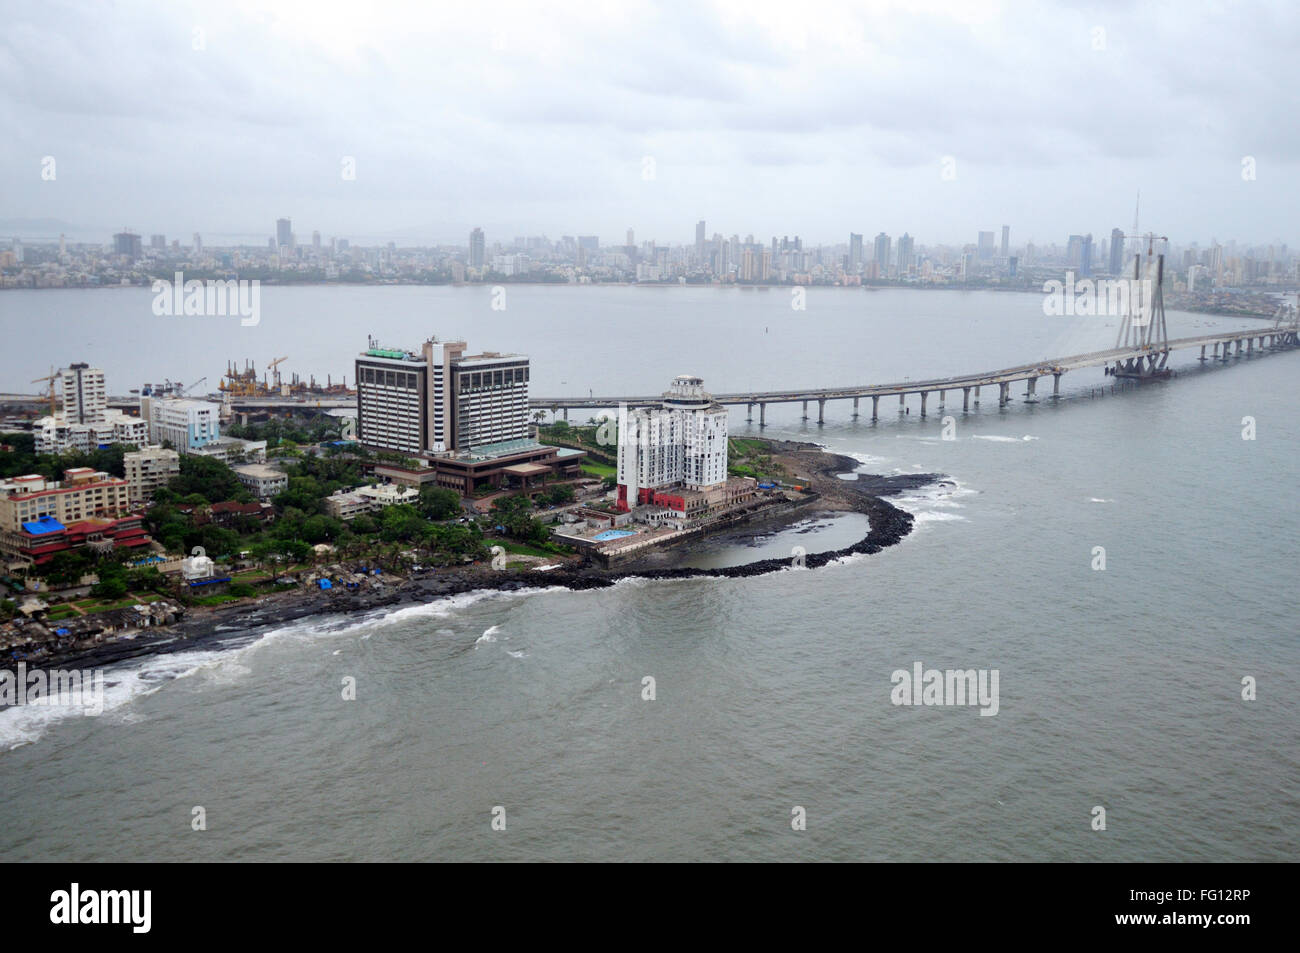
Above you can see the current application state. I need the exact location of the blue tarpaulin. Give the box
[318,579,333,590]
[22,516,66,536]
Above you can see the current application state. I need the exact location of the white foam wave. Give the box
[0,587,565,751]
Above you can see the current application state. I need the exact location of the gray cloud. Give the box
[3,0,1297,246]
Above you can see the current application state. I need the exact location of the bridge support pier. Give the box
[973,385,981,406]
[817,399,826,425]
[871,396,879,420]
[1052,373,1061,399]
[1247,338,1254,356]
[746,402,753,422]
[562,408,569,422]
[1199,345,1207,362]
[801,400,808,421]
[1235,340,1243,357]
[962,387,970,412]
[852,397,859,417]
[899,393,906,413]
[1025,378,1038,403]
[759,403,766,427]
[939,389,946,409]
[998,382,1010,407]
[920,392,928,417]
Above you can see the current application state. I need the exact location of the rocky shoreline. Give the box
[7,440,946,674]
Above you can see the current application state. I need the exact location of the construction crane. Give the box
[181,376,207,397]
[266,356,288,390]
[31,366,61,416]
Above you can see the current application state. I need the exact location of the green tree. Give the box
[418,486,462,521]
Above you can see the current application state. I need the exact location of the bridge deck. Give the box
[532,326,1295,408]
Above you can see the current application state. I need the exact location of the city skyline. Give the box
[4,1,1298,247]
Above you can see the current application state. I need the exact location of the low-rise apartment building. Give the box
[123,445,181,504]
[324,483,420,520]
[232,463,288,499]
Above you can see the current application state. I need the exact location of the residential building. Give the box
[469,227,485,268]
[123,445,180,504]
[232,463,288,500]
[34,412,148,455]
[61,363,107,424]
[616,375,729,512]
[187,436,267,465]
[874,233,891,273]
[140,396,222,451]
[32,363,148,454]
[1,514,150,567]
[0,468,133,538]
[324,483,420,520]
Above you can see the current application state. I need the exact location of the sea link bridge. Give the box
[532,322,1299,426]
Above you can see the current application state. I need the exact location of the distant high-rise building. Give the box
[276,218,293,249]
[192,232,202,253]
[150,234,166,250]
[977,231,995,262]
[897,233,915,275]
[11,237,23,264]
[312,230,321,250]
[695,220,706,264]
[577,236,599,252]
[1109,227,1126,275]
[874,233,891,272]
[848,233,864,273]
[1000,225,1010,259]
[112,231,142,260]
[469,228,486,269]
[626,228,635,247]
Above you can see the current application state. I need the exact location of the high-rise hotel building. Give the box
[354,337,530,457]
[616,375,728,511]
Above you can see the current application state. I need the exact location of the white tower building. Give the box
[616,375,728,511]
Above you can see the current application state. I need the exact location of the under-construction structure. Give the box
[218,357,355,399]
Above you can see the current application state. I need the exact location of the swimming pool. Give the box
[592,529,636,542]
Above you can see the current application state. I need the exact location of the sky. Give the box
[2,0,1297,249]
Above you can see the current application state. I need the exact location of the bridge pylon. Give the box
[1111,234,1172,380]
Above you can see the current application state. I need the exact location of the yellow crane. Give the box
[267,355,288,391]
[31,366,61,416]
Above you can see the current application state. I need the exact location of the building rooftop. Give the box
[22,516,66,536]
[460,437,543,461]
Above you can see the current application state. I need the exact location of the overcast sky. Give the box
[3,0,1297,249]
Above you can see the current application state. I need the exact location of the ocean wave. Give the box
[0,647,250,752]
[0,587,567,751]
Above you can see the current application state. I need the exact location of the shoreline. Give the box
[4,441,943,675]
